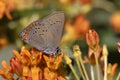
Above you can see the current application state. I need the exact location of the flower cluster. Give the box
[0,0,15,20]
[64,29,119,80]
[0,46,65,80]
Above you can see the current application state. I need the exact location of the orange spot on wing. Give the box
[22,27,32,40]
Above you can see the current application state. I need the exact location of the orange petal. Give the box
[43,54,55,70]
[5,9,12,20]
[43,53,63,70]
[23,66,31,77]
[44,67,58,80]
[57,76,65,80]
[0,69,7,79]
[111,63,118,77]
[0,1,6,19]
[1,60,11,71]
[21,46,31,58]
[21,46,32,65]
[55,53,63,70]
[12,50,21,60]
[31,66,40,80]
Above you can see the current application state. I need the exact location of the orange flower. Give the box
[44,67,58,80]
[20,47,42,66]
[0,1,5,19]
[73,14,90,39]
[0,0,14,20]
[10,57,23,76]
[31,66,41,80]
[86,29,99,51]
[43,53,65,80]
[0,46,65,80]
[0,60,14,80]
[22,66,32,80]
[44,67,65,80]
[43,53,63,70]
[110,12,120,33]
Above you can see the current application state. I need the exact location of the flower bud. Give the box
[86,29,99,51]
[102,44,108,56]
[73,45,82,57]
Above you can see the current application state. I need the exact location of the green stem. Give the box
[94,51,101,80]
[79,56,89,80]
[76,57,86,80]
[116,72,120,80]
[104,56,107,80]
[69,63,79,80]
[91,66,95,80]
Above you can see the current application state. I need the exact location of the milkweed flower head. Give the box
[0,46,65,80]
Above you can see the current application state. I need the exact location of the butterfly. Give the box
[19,11,65,55]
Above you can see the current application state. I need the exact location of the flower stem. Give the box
[73,45,86,80]
[64,55,79,80]
[104,56,107,80]
[79,56,89,80]
[91,66,95,80]
[94,51,101,80]
[116,72,120,80]
[69,63,79,80]
[76,57,86,80]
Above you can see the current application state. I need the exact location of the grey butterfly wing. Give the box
[19,12,65,54]
[19,20,47,51]
[42,12,65,53]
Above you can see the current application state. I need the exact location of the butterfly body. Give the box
[19,11,65,55]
